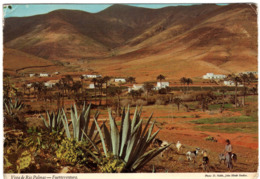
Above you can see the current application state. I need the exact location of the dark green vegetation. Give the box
[191,116,257,124]
[195,123,258,134]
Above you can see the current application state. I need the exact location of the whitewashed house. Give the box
[82,74,102,79]
[128,84,144,92]
[155,82,169,90]
[223,80,235,86]
[89,84,95,89]
[53,72,60,75]
[39,73,49,77]
[115,78,126,83]
[202,73,226,79]
[44,80,59,88]
[29,73,35,77]
[27,83,32,88]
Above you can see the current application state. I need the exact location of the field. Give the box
[3,73,258,173]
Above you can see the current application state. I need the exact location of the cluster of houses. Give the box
[202,72,257,86]
[128,82,170,92]
[29,72,60,78]
[202,73,226,80]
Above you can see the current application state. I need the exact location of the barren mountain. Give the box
[3,4,257,79]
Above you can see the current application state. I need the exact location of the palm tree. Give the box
[80,75,85,91]
[97,78,105,105]
[143,82,154,101]
[21,84,26,95]
[219,89,227,113]
[127,76,136,84]
[108,87,123,116]
[32,82,38,98]
[240,74,250,106]
[186,78,193,91]
[103,76,111,106]
[173,98,182,111]
[227,74,242,107]
[180,77,187,92]
[91,78,98,105]
[157,74,165,88]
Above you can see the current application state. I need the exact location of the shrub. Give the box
[56,138,98,168]
[135,99,148,106]
[120,99,132,107]
[155,99,166,105]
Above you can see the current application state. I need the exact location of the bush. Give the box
[155,99,166,105]
[135,99,148,106]
[56,138,98,168]
[120,99,132,107]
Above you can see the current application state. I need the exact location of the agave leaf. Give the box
[124,119,142,162]
[61,109,71,138]
[108,109,119,156]
[146,121,155,141]
[130,106,138,131]
[93,116,107,157]
[40,114,49,128]
[140,113,153,139]
[103,123,112,152]
[119,107,130,157]
[82,130,101,155]
[82,104,92,140]
[119,107,126,149]
[136,129,160,160]
[133,144,170,172]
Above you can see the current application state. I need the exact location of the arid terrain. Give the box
[4,4,257,80]
[3,3,258,174]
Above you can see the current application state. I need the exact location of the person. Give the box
[224,139,233,170]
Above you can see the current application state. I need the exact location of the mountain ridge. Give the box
[3,4,257,78]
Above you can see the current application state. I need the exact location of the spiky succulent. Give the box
[93,106,170,172]
[61,103,100,143]
[4,98,24,116]
[41,110,63,132]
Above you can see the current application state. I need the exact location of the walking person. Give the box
[224,139,233,170]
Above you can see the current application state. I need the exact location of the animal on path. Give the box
[186,148,200,163]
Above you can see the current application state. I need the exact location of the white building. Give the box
[223,80,243,86]
[44,80,59,88]
[82,74,102,79]
[27,83,32,88]
[156,82,170,90]
[128,84,144,92]
[39,73,49,77]
[223,80,235,86]
[89,84,95,89]
[29,73,35,77]
[53,72,60,75]
[115,78,126,83]
[202,73,226,79]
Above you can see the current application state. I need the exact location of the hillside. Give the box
[3,48,58,73]
[3,4,257,79]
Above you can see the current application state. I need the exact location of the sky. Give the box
[3,3,228,18]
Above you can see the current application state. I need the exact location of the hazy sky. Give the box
[4,3,228,18]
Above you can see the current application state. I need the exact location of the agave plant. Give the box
[4,98,24,116]
[41,110,63,133]
[93,106,170,172]
[61,103,100,143]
